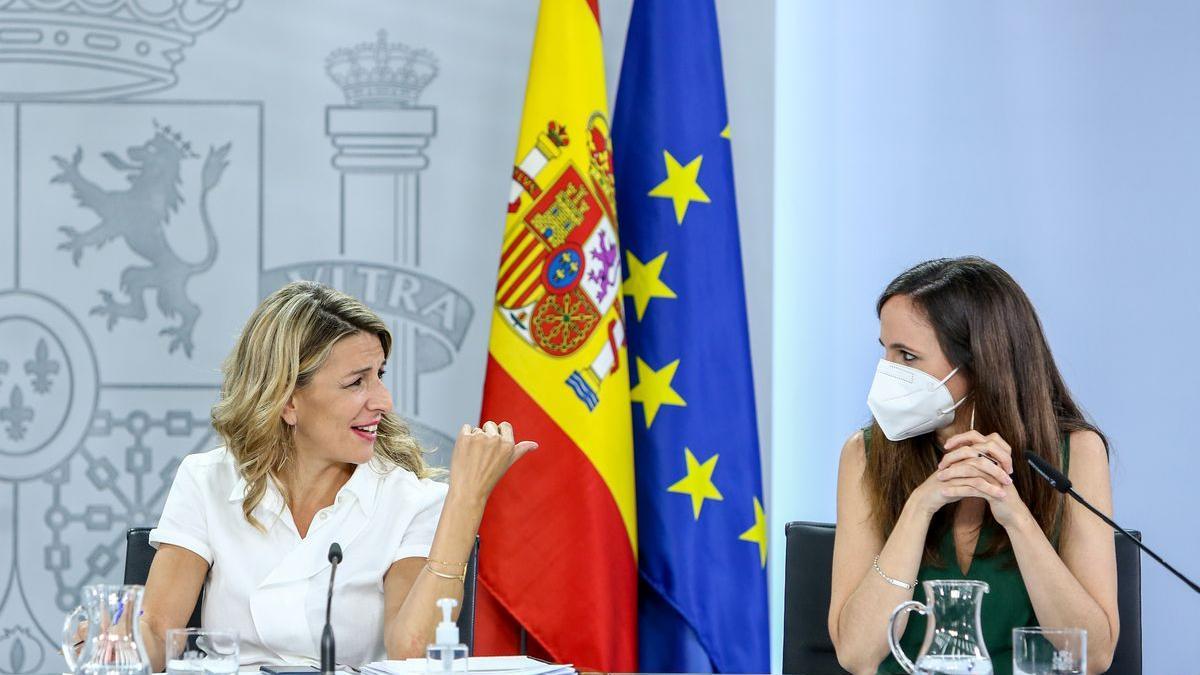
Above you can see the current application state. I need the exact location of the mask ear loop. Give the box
[937,394,970,416]
[934,366,970,416]
[935,367,959,388]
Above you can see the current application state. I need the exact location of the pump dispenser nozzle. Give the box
[435,598,459,645]
[427,597,467,674]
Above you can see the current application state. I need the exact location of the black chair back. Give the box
[1111,530,1142,674]
[124,528,204,628]
[782,521,843,675]
[124,528,481,654]
[460,536,480,654]
[782,521,1142,675]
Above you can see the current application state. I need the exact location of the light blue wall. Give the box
[773,2,1200,672]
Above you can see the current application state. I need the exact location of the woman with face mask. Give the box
[827,257,1119,675]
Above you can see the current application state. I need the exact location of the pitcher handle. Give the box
[61,605,87,673]
[887,600,927,674]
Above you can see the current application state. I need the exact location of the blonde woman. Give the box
[137,281,536,669]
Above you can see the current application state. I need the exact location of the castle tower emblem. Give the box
[260,30,472,456]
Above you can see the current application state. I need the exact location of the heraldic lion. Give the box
[51,123,231,358]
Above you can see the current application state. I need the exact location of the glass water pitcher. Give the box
[61,584,151,675]
[887,579,993,675]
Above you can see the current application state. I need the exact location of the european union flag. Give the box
[613,1,769,672]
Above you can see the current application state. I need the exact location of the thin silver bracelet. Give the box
[873,555,916,591]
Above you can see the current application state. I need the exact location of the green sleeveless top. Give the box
[867,431,1070,675]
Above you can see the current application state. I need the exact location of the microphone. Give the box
[321,543,343,675]
[1025,453,1200,594]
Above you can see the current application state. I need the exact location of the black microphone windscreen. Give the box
[328,542,343,564]
[1025,452,1072,493]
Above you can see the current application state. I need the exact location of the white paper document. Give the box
[361,655,573,675]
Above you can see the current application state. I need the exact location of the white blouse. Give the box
[150,447,447,667]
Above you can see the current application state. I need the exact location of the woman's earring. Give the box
[276,424,294,470]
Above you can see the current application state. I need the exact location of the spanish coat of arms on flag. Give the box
[475,0,637,672]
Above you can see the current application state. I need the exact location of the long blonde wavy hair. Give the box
[211,281,433,529]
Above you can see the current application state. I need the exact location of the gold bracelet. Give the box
[426,558,468,568]
[424,563,465,582]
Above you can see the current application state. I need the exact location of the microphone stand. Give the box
[1026,455,1200,594]
[322,543,343,675]
[1064,484,1199,594]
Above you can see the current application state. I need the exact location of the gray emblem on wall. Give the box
[53,125,232,357]
[0,6,474,671]
[0,0,243,101]
[0,2,252,671]
[261,30,474,457]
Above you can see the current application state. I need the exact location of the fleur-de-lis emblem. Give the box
[24,339,59,394]
[0,387,33,441]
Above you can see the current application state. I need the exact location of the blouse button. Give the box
[319,512,328,520]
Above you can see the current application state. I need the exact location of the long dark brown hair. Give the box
[864,257,1106,564]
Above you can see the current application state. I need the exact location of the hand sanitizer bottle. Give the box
[426,598,468,674]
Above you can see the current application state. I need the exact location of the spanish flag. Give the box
[475,0,636,671]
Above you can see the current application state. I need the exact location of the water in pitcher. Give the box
[77,664,150,675]
[915,655,995,675]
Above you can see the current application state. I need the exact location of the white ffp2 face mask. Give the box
[866,358,968,441]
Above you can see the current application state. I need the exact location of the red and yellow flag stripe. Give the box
[477,0,636,671]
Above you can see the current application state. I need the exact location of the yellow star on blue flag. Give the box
[614,1,769,671]
[648,150,710,225]
[630,357,686,428]
[623,250,677,321]
[667,448,723,519]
